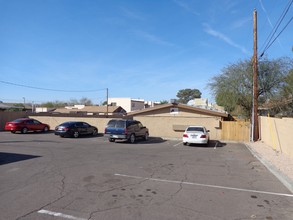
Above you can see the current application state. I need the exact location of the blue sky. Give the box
[1,0,292,105]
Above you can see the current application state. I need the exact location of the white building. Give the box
[187,98,225,113]
[108,98,158,113]
[187,98,208,108]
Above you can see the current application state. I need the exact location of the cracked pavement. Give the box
[0,132,292,220]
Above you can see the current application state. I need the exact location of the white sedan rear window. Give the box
[187,127,204,132]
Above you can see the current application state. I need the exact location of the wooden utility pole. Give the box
[252,9,259,141]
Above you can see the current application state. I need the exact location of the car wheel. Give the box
[183,142,187,145]
[144,132,149,141]
[43,126,49,132]
[109,138,115,142]
[21,127,28,134]
[129,134,136,143]
[11,131,16,134]
[92,129,98,136]
[73,131,79,138]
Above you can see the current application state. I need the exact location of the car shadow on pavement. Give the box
[108,137,166,144]
[137,137,167,144]
[0,152,41,165]
[8,130,55,135]
[56,133,104,139]
[187,140,227,148]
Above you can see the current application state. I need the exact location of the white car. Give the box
[183,126,210,145]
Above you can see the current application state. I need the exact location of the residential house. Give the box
[127,103,229,140]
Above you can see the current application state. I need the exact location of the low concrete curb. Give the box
[245,143,293,194]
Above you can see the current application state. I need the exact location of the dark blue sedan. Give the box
[54,121,98,138]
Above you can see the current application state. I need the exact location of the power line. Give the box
[0,80,106,93]
[260,0,291,51]
[263,15,293,54]
[260,0,293,57]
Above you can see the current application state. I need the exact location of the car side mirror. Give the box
[206,130,210,132]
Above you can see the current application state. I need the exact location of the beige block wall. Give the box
[30,115,222,140]
[260,116,293,158]
[134,116,222,140]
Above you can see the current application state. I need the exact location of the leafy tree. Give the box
[176,89,202,104]
[41,98,93,107]
[282,69,293,98]
[208,57,292,118]
[271,69,293,115]
[159,100,169,104]
[41,101,67,108]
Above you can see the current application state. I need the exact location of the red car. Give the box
[5,118,50,134]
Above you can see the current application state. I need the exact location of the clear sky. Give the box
[1,0,292,105]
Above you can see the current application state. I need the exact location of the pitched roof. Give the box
[54,105,126,114]
[0,103,24,109]
[127,103,228,118]
[0,103,13,109]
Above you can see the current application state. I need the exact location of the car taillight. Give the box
[124,128,128,134]
[200,135,207,138]
[183,134,188,138]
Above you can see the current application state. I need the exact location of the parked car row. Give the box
[5,118,209,145]
[4,118,98,138]
[4,118,149,143]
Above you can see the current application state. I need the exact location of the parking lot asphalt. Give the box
[0,131,293,220]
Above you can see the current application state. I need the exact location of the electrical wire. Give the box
[260,0,291,52]
[0,80,106,93]
[260,0,293,57]
[263,15,293,54]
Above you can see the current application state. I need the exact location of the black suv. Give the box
[104,119,149,143]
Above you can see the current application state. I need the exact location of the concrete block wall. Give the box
[260,116,293,158]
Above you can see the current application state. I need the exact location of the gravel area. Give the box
[246,141,293,193]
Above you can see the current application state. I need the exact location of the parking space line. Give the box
[37,209,87,220]
[114,173,293,198]
[173,142,182,147]
[214,141,219,149]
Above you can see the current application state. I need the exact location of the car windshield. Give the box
[107,120,125,128]
[187,127,204,132]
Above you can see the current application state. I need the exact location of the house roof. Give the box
[54,105,126,114]
[0,103,25,109]
[0,103,13,109]
[127,103,228,118]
